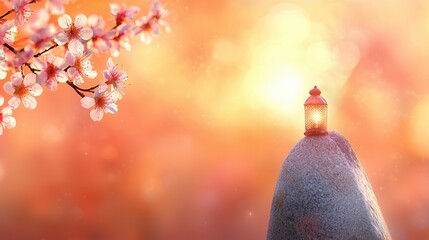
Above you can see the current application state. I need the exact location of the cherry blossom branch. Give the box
[3,43,17,54]
[0,10,13,19]
[0,0,37,20]
[0,0,169,130]
[25,63,39,74]
[34,43,59,58]
[73,84,99,92]
[66,81,85,98]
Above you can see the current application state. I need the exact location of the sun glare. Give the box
[262,70,304,114]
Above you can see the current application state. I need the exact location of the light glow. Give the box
[311,111,322,127]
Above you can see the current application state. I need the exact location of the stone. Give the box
[267,131,391,240]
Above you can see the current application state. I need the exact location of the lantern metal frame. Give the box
[304,86,328,136]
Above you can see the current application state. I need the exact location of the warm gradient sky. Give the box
[0,0,429,239]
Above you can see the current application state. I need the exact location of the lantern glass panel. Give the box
[305,104,327,134]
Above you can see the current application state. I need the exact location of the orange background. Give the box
[0,0,429,239]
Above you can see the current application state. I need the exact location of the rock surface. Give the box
[267,131,391,240]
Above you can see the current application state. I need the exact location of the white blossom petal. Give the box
[3,82,15,95]
[90,108,104,121]
[81,97,95,109]
[22,95,37,109]
[102,70,111,81]
[85,70,97,79]
[33,58,47,69]
[8,96,20,109]
[139,33,152,45]
[55,32,69,45]
[110,3,120,16]
[28,83,43,96]
[65,51,76,65]
[10,72,22,85]
[57,71,68,83]
[105,103,118,114]
[3,115,16,129]
[37,71,48,84]
[79,27,93,40]
[68,39,84,55]
[74,14,87,29]
[58,14,72,29]
[107,57,114,70]
[24,73,36,86]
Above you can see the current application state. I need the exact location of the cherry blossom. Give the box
[87,15,112,53]
[109,24,133,57]
[55,14,93,53]
[0,60,7,80]
[110,3,139,26]
[11,0,32,26]
[0,0,169,132]
[0,96,16,135]
[45,0,69,15]
[13,45,34,67]
[150,1,170,30]
[65,47,97,85]
[24,9,56,50]
[34,54,68,90]
[0,21,17,45]
[3,72,43,110]
[81,84,119,121]
[134,2,170,44]
[103,57,127,99]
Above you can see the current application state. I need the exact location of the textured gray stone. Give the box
[267,131,391,240]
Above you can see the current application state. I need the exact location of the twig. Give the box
[0,10,12,19]
[3,43,17,54]
[73,84,99,92]
[34,43,59,58]
[25,63,39,74]
[66,81,85,98]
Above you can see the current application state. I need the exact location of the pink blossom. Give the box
[87,15,112,53]
[13,45,34,67]
[33,54,68,90]
[11,0,32,26]
[110,3,139,26]
[134,2,169,44]
[45,0,70,15]
[0,21,17,45]
[80,83,119,121]
[23,9,56,49]
[150,1,170,29]
[103,57,127,98]
[65,47,97,85]
[134,16,155,45]
[0,57,8,80]
[30,25,56,50]
[3,72,43,110]
[109,24,133,57]
[55,14,93,53]
[0,96,16,135]
[23,9,49,33]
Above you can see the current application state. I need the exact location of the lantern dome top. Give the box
[304,86,327,106]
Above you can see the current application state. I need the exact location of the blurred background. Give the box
[0,0,429,239]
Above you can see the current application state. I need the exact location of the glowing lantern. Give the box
[304,86,327,136]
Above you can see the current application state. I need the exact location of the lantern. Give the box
[304,86,327,136]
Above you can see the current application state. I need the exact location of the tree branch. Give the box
[66,81,85,98]
[3,43,17,54]
[0,10,13,19]
[34,43,59,58]
[25,63,39,74]
[73,84,99,92]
